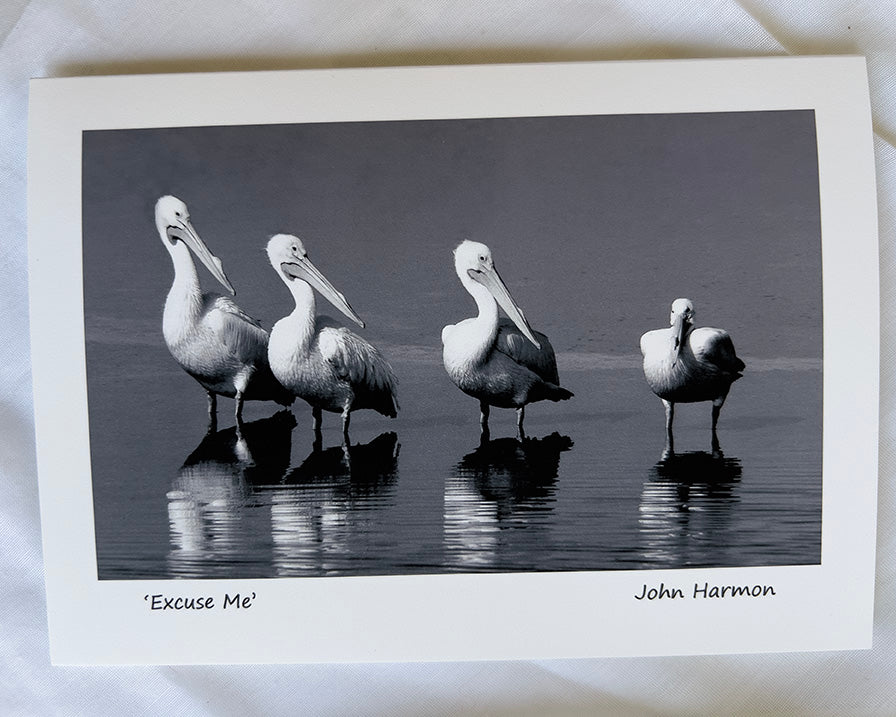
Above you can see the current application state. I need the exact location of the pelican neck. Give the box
[285,277,318,346]
[163,241,204,345]
[168,240,200,293]
[462,272,500,331]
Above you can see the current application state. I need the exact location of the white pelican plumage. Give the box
[265,233,398,437]
[442,240,573,436]
[155,196,292,427]
[640,298,745,452]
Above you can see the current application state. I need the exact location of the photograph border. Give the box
[28,57,878,664]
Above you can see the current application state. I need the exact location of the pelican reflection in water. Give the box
[640,298,745,455]
[167,413,400,577]
[266,234,398,440]
[263,432,401,576]
[638,449,742,568]
[166,411,297,577]
[444,432,572,569]
[442,241,572,438]
[154,196,292,430]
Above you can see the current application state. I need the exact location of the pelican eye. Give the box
[479,255,486,262]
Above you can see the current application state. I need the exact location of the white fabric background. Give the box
[2,2,893,714]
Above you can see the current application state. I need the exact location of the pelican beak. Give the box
[671,313,688,366]
[169,220,235,295]
[281,258,365,328]
[469,265,541,349]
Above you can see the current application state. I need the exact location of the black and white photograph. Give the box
[27,58,878,664]
[84,110,822,580]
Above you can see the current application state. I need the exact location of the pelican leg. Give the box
[233,368,253,428]
[711,429,721,458]
[341,406,351,439]
[311,406,323,451]
[662,399,675,457]
[206,391,218,434]
[516,406,526,440]
[234,391,245,424]
[711,402,723,432]
[710,401,723,457]
[479,401,490,430]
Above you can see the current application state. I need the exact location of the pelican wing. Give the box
[318,322,399,413]
[495,319,560,385]
[206,294,269,362]
[690,327,745,376]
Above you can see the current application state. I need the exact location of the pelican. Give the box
[155,195,292,427]
[442,240,573,436]
[640,298,745,452]
[265,233,398,437]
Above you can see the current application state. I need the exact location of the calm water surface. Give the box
[90,345,821,579]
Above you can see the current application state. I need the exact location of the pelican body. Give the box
[155,195,292,427]
[442,240,572,436]
[266,234,398,436]
[640,298,745,451]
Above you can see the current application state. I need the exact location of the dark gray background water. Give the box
[82,111,822,579]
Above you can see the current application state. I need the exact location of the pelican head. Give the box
[670,298,695,326]
[155,195,235,295]
[266,233,365,328]
[669,298,695,362]
[453,240,540,349]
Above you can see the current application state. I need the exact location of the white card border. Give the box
[28,57,879,664]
